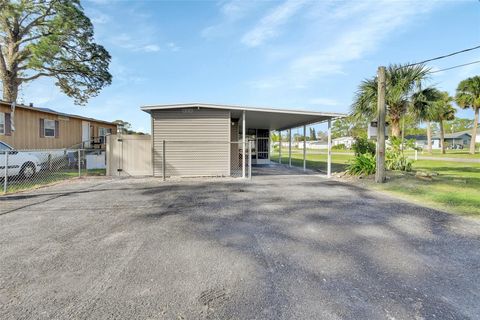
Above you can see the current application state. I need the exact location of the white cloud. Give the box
[142,44,161,52]
[201,0,259,39]
[249,0,442,89]
[166,42,180,52]
[308,98,339,106]
[109,33,163,53]
[87,9,111,25]
[241,0,308,47]
[85,0,112,4]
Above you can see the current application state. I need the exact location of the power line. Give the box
[399,45,480,68]
[429,60,480,74]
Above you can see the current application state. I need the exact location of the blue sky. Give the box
[20,0,480,133]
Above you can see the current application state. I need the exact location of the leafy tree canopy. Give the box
[351,64,430,137]
[0,0,111,104]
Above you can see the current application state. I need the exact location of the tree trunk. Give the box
[439,120,446,154]
[426,121,432,154]
[390,118,401,137]
[2,76,18,103]
[470,107,479,154]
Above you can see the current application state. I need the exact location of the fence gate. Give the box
[106,134,152,176]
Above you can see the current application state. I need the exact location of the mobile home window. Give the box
[99,127,108,137]
[44,119,56,137]
[0,112,4,135]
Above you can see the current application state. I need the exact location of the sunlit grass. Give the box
[273,150,480,217]
[2,169,106,194]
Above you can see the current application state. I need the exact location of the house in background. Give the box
[457,128,480,143]
[296,140,328,150]
[407,131,472,150]
[0,101,117,150]
[332,136,355,149]
[432,131,472,149]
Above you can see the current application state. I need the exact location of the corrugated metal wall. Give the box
[152,108,230,177]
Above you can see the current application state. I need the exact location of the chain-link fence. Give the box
[1,148,106,194]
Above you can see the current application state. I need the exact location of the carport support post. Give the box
[242,110,246,179]
[162,140,166,181]
[327,120,332,178]
[248,140,252,179]
[288,129,292,167]
[3,151,8,193]
[278,130,282,164]
[303,125,306,171]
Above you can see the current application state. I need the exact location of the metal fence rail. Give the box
[1,148,106,194]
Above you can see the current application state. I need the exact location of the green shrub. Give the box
[385,150,413,171]
[346,153,376,176]
[352,137,375,156]
[385,137,414,171]
[332,143,347,150]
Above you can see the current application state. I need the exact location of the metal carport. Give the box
[141,103,346,178]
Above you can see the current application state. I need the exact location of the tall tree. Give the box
[352,64,430,137]
[456,76,480,154]
[0,0,111,104]
[411,87,443,154]
[434,92,456,154]
[332,115,368,139]
[444,118,474,134]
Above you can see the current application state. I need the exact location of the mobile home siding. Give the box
[0,103,116,149]
[152,108,230,177]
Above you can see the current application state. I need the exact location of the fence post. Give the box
[248,140,252,179]
[78,149,81,177]
[162,140,166,181]
[84,150,88,177]
[3,151,8,193]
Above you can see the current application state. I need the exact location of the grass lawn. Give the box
[404,149,480,159]
[271,151,352,173]
[273,150,480,217]
[2,169,106,194]
[370,160,480,217]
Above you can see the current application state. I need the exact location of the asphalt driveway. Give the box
[1,169,479,319]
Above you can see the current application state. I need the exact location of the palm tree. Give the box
[352,64,430,137]
[434,92,456,154]
[456,76,480,154]
[411,87,443,154]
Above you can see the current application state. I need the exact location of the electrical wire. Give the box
[401,45,480,68]
[429,60,480,74]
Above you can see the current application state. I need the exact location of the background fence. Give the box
[1,148,106,194]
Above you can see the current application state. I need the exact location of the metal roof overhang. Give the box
[141,103,346,131]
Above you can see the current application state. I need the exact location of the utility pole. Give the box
[375,66,386,183]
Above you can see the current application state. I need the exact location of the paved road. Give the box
[1,171,479,319]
